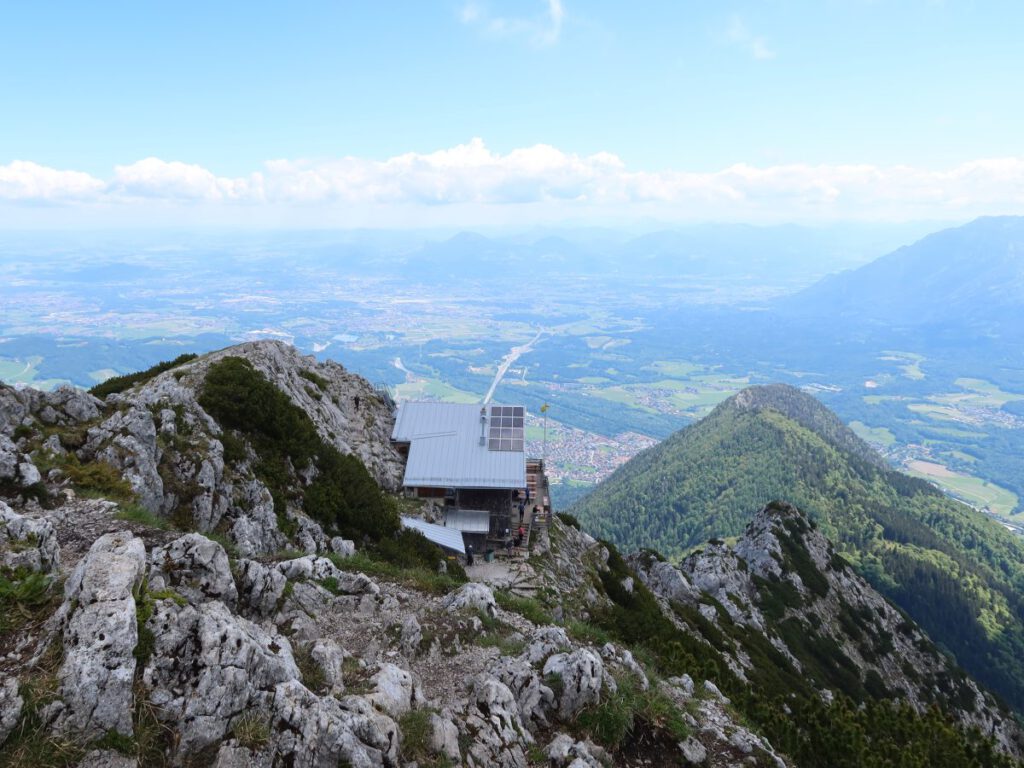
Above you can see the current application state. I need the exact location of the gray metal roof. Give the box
[400,516,466,555]
[392,402,526,490]
[444,508,491,534]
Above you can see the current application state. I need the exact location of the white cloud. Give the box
[459,0,565,46]
[109,158,263,201]
[1,143,1023,225]
[0,160,104,202]
[727,14,775,60]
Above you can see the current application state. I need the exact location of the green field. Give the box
[906,461,1019,518]
[394,378,481,404]
[849,421,896,446]
[0,356,71,390]
[880,350,926,380]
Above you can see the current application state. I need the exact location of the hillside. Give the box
[572,384,1024,712]
[2,345,1022,765]
[787,215,1024,335]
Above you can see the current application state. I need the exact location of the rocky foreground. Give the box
[1,341,1021,767]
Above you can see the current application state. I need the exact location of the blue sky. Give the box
[1,1,1022,227]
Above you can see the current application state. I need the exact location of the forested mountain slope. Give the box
[573,384,1024,711]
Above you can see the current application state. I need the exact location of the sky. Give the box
[1,0,1022,228]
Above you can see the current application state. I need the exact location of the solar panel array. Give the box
[488,405,524,452]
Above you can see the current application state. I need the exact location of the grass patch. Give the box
[326,549,466,595]
[577,675,692,750]
[493,591,550,625]
[0,570,57,636]
[114,503,171,530]
[231,712,271,750]
[298,369,329,389]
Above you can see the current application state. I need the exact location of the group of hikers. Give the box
[464,487,542,567]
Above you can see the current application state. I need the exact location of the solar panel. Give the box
[488,405,524,451]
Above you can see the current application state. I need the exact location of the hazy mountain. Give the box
[572,384,1024,711]
[789,216,1024,335]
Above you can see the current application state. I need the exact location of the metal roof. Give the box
[392,402,526,490]
[444,508,491,534]
[400,516,466,555]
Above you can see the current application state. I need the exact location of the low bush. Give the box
[89,353,198,398]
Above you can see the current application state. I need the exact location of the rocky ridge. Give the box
[1,342,1021,767]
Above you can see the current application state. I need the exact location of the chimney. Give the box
[479,406,487,446]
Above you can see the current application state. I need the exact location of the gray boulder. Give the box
[0,501,61,574]
[271,680,399,767]
[0,675,23,747]
[462,676,532,768]
[236,558,287,617]
[366,663,422,718]
[57,532,147,739]
[142,599,299,756]
[309,638,346,695]
[148,533,238,609]
[441,582,497,619]
[542,649,610,719]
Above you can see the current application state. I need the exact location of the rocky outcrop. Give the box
[271,681,399,767]
[56,531,147,739]
[148,532,238,608]
[0,501,60,574]
[462,676,533,768]
[0,676,22,747]
[142,598,299,756]
[441,581,497,618]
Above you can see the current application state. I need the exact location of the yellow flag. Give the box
[540,403,549,413]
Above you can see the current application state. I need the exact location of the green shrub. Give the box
[63,457,134,502]
[298,369,330,389]
[89,353,198,398]
[556,512,581,530]
[199,357,398,542]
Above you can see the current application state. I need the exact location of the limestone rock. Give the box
[366,662,422,718]
[0,675,23,747]
[542,649,610,719]
[546,733,607,767]
[148,533,238,609]
[212,743,274,768]
[428,713,461,762]
[57,531,147,739]
[236,558,287,617]
[331,536,356,558]
[275,555,379,596]
[0,501,61,574]
[77,749,139,768]
[679,736,708,764]
[400,614,422,658]
[142,599,299,756]
[442,582,497,619]
[490,655,556,730]
[309,638,346,695]
[522,626,572,665]
[271,680,399,767]
[462,676,532,768]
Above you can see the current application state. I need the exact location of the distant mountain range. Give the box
[787,216,1024,336]
[572,384,1024,711]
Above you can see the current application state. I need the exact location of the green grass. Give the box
[905,465,1019,518]
[848,421,896,447]
[327,551,465,595]
[114,503,172,530]
[493,591,551,625]
[575,675,691,750]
